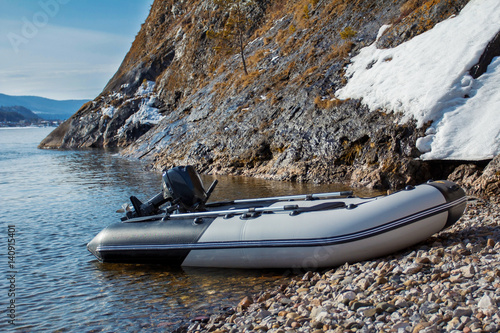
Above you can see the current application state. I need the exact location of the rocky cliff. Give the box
[39,0,499,196]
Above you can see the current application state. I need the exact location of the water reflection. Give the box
[201,174,353,202]
[52,149,162,197]
[89,262,290,330]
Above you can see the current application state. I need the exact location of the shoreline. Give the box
[178,198,499,333]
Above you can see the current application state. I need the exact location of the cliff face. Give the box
[40,0,499,194]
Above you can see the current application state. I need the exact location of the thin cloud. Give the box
[0,21,133,100]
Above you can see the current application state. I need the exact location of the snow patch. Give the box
[335,0,500,161]
[101,106,115,118]
[98,79,164,139]
[136,80,155,96]
[117,96,164,137]
[129,96,164,125]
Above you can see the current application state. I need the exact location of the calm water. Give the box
[0,127,360,332]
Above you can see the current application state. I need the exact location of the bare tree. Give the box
[207,0,256,75]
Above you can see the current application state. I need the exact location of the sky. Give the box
[336,0,500,161]
[0,0,154,100]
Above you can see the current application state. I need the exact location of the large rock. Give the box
[470,30,500,78]
[470,155,500,197]
[39,0,481,192]
[448,155,500,197]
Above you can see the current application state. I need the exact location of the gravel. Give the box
[179,198,500,333]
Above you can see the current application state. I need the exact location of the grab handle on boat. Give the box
[233,191,353,203]
[156,201,346,221]
[206,191,353,207]
[160,204,299,221]
[289,202,346,216]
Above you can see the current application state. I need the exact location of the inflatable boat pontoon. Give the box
[87,166,467,269]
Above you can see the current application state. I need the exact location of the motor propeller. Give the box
[116,203,132,213]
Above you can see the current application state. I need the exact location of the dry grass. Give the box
[276,28,290,47]
[340,26,357,40]
[303,65,319,77]
[263,37,273,45]
[314,96,345,109]
[163,66,187,93]
[328,41,355,60]
[269,93,283,106]
[394,0,446,27]
[236,71,261,90]
[307,47,317,60]
[272,61,295,84]
[340,139,364,165]
[267,0,288,21]
[212,79,232,96]
[321,0,348,21]
[246,49,269,68]
[400,0,426,17]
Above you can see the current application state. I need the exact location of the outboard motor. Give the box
[125,165,217,219]
[128,192,168,218]
[162,165,210,212]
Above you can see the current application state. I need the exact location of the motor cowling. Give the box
[162,165,208,212]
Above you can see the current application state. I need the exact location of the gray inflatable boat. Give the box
[87,166,467,269]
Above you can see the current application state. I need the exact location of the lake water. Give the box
[0,127,361,332]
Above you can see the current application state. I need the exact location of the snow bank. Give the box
[418,57,500,160]
[336,0,500,161]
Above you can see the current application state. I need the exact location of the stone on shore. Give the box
[180,199,500,333]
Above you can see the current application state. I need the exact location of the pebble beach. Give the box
[181,198,500,333]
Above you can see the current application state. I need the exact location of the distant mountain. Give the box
[0,111,24,123]
[0,106,40,122]
[0,93,89,120]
